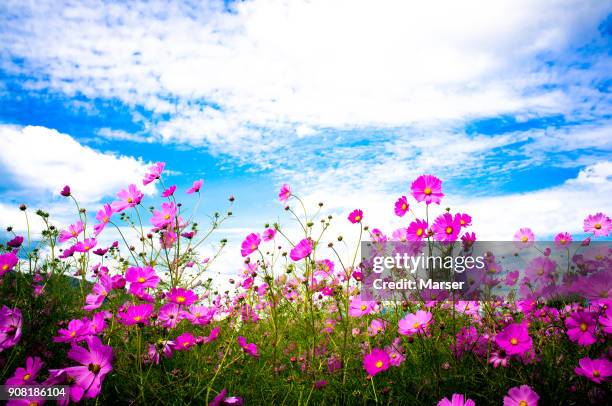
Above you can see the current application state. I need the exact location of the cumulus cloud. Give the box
[0,125,155,203]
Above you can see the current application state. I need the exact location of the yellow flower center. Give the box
[71,230,77,236]
[424,187,432,195]
[510,338,518,345]
[70,331,76,337]
[375,360,383,368]
[580,323,588,332]
[355,215,361,222]
[183,341,190,347]
[177,296,186,303]
[519,401,527,406]
[360,304,367,311]
[391,353,396,359]
[445,226,453,235]
[23,374,31,381]
[103,216,109,222]
[521,236,528,242]
[594,223,601,229]
[84,245,90,251]
[460,219,465,225]
[416,228,423,236]
[134,316,142,321]
[251,244,257,250]
[127,197,133,203]
[138,277,146,283]
[164,214,171,220]
[560,239,566,245]
[593,370,600,377]
[412,322,421,329]
[401,203,407,210]
[1,264,8,271]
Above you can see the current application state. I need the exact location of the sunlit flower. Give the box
[398,310,433,336]
[394,196,409,217]
[574,357,612,383]
[583,212,611,237]
[411,175,444,205]
[162,185,177,197]
[166,287,198,306]
[143,162,165,185]
[278,184,291,202]
[348,297,374,318]
[241,233,261,257]
[151,202,177,228]
[503,385,539,406]
[61,336,113,401]
[290,238,313,261]
[5,356,43,385]
[432,213,460,242]
[407,219,428,241]
[554,232,572,249]
[74,238,97,253]
[438,394,476,406]
[363,348,390,376]
[237,336,258,358]
[186,179,204,194]
[0,252,18,277]
[118,304,154,326]
[495,322,532,356]
[565,311,597,346]
[348,209,363,224]
[59,221,84,243]
[513,228,535,248]
[111,184,144,212]
[262,228,276,241]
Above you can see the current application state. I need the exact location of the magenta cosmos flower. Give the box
[553,232,572,249]
[495,322,532,356]
[503,385,539,406]
[583,212,611,237]
[151,202,177,228]
[565,311,597,346]
[62,336,113,402]
[111,184,144,212]
[363,348,390,376]
[5,356,43,385]
[186,179,204,194]
[143,161,165,185]
[74,238,97,253]
[406,219,428,241]
[83,274,113,311]
[432,213,461,242]
[93,204,113,236]
[0,305,22,351]
[167,287,198,306]
[175,332,197,351]
[398,310,433,336]
[438,394,476,406]
[185,305,215,326]
[0,252,18,277]
[574,357,612,383]
[59,221,84,243]
[514,228,535,248]
[394,196,409,217]
[411,175,444,205]
[126,266,160,292]
[290,238,313,261]
[278,184,291,202]
[118,304,154,326]
[241,233,261,257]
[262,228,276,241]
[211,389,243,406]
[237,336,259,358]
[525,256,556,283]
[348,209,363,224]
[157,303,187,329]
[162,185,177,197]
[349,298,375,317]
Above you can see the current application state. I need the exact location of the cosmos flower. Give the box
[0,252,18,277]
[262,228,276,241]
[287,238,312,262]
[211,389,243,406]
[565,311,597,346]
[151,202,177,228]
[111,184,144,212]
[6,236,23,248]
[118,304,154,326]
[505,270,520,286]
[394,196,409,217]
[348,298,375,317]
[437,394,476,406]
[60,185,71,197]
[204,326,221,344]
[166,287,198,306]
[432,213,461,242]
[143,162,165,185]
[126,266,160,292]
[398,310,433,336]
[495,322,532,356]
[62,336,113,401]
[59,221,84,243]
[83,274,113,311]
[574,357,612,384]
[74,238,97,253]
[5,356,43,385]
[363,348,390,376]
[241,233,261,257]
[524,256,556,283]
[157,303,186,329]
[455,213,472,228]
[162,185,177,197]
[599,307,612,334]
[186,305,216,326]
[411,175,444,205]
[460,232,476,249]
[348,209,363,224]
[583,212,611,237]
[54,319,91,344]
[407,219,428,241]
[278,184,291,202]
[553,232,572,249]
[513,228,535,248]
[186,179,204,194]
[367,319,387,336]
[503,385,539,406]
[0,306,22,351]
[237,336,258,358]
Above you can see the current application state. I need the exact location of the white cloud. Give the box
[96,128,153,143]
[0,125,155,203]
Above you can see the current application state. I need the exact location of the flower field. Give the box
[0,165,611,405]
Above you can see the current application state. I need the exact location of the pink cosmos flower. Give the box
[0,252,18,277]
[111,184,144,212]
[59,221,84,243]
[186,179,203,194]
[599,307,612,334]
[74,238,97,253]
[162,185,177,197]
[314,259,335,279]
[348,209,363,224]
[0,306,22,352]
[565,311,597,346]
[407,219,428,241]
[54,319,91,343]
[368,319,387,336]
[363,348,390,376]
[118,304,154,326]
[398,310,433,336]
[62,336,113,402]
[461,232,476,249]
[185,305,215,326]
[454,213,472,228]
[553,232,572,249]
[83,274,113,311]
[525,256,556,283]
[5,356,43,385]
[6,236,23,248]
[574,357,612,383]
[438,394,476,406]
[432,213,461,242]
[514,228,535,248]
[151,202,177,228]
[394,196,409,217]
[167,287,198,306]
[143,162,165,185]
[157,303,186,329]
[241,233,261,257]
[503,385,539,406]
[505,270,520,286]
[495,322,532,356]
[126,266,160,292]
[237,336,259,358]
[290,238,313,261]
[278,184,291,202]
[411,175,444,205]
[583,212,611,237]
[211,389,243,406]
[262,228,276,241]
[204,326,221,343]
[349,298,375,317]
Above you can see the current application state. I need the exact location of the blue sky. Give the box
[0,0,610,258]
